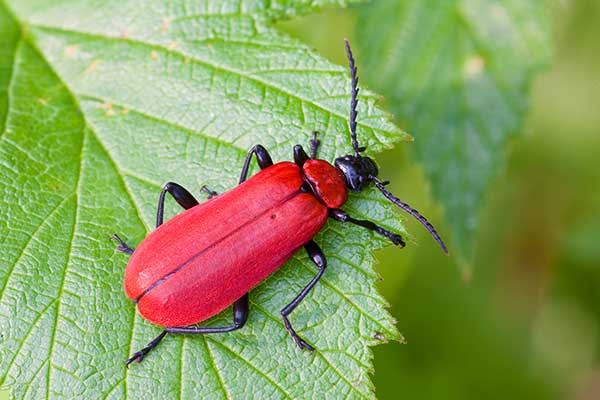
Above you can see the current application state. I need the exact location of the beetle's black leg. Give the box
[166,294,249,335]
[111,234,135,255]
[294,131,319,167]
[200,185,219,199]
[293,144,319,194]
[115,183,200,255]
[239,145,273,183]
[125,330,167,366]
[309,131,320,159]
[281,240,327,351]
[293,145,309,167]
[126,295,249,365]
[329,208,405,247]
[156,182,200,227]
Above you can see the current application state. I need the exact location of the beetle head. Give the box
[334,155,378,192]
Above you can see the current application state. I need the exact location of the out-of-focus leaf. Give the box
[0,0,408,398]
[355,0,551,265]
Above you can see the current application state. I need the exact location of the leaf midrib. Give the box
[1,19,149,396]
[45,132,83,399]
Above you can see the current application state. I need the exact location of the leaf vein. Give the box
[203,337,231,400]
[0,193,74,305]
[44,128,85,399]
[31,25,398,139]
[249,302,369,399]
[207,337,290,399]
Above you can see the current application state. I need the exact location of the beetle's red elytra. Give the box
[126,163,328,327]
[113,40,448,366]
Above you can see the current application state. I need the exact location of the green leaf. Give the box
[0,1,408,398]
[355,0,551,265]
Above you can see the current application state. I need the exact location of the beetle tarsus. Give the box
[309,131,320,159]
[390,234,405,247]
[111,234,134,255]
[295,335,314,352]
[282,313,314,352]
[200,185,219,199]
[125,351,146,366]
[298,339,314,352]
[126,330,168,366]
[279,240,326,352]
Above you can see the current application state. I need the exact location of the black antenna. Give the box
[371,177,449,254]
[344,39,362,157]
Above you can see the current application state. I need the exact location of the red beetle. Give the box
[113,40,448,365]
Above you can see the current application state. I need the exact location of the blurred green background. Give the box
[279,0,600,398]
